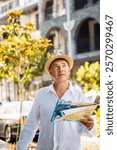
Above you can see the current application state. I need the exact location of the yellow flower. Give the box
[7,9,23,17]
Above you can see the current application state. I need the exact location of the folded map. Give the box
[50,99,98,123]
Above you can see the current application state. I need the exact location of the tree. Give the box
[0,10,51,101]
[0,10,52,138]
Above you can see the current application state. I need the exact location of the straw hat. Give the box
[44,53,73,74]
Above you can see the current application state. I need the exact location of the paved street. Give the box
[0,139,7,150]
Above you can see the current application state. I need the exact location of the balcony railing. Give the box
[0,0,19,14]
[0,0,38,16]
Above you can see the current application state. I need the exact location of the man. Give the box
[17,53,95,150]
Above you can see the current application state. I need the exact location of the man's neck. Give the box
[53,80,69,98]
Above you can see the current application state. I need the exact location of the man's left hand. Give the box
[80,114,94,130]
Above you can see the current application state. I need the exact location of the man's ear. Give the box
[49,69,51,75]
[68,69,71,75]
[50,72,52,76]
[49,69,52,76]
[49,70,54,79]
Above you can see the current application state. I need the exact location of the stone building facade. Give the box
[0,0,100,101]
[38,0,100,69]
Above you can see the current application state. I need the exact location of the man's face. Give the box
[49,59,71,82]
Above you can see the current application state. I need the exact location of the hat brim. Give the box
[44,54,73,74]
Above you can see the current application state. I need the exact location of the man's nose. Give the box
[59,66,64,72]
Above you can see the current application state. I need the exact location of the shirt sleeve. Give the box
[16,91,40,150]
[79,122,96,137]
[77,89,96,137]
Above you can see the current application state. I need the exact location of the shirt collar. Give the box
[47,82,56,94]
[47,80,74,94]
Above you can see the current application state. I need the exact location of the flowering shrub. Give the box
[75,61,100,139]
[75,61,100,93]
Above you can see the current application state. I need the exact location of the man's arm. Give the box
[79,115,96,137]
[16,92,40,150]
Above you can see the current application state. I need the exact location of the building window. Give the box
[14,0,19,7]
[74,0,99,10]
[76,18,100,54]
[74,0,88,10]
[76,20,90,53]
[35,14,39,30]
[94,22,100,50]
[47,34,55,52]
[45,0,53,20]
[46,27,66,53]
[93,0,99,4]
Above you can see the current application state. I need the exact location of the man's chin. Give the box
[57,77,68,82]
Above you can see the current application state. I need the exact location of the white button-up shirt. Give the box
[17,82,95,150]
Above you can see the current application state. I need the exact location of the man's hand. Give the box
[80,114,94,130]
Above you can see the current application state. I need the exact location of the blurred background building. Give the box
[0,0,100,102]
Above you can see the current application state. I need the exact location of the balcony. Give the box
[0,0,38,19]
[0,0,19,15]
